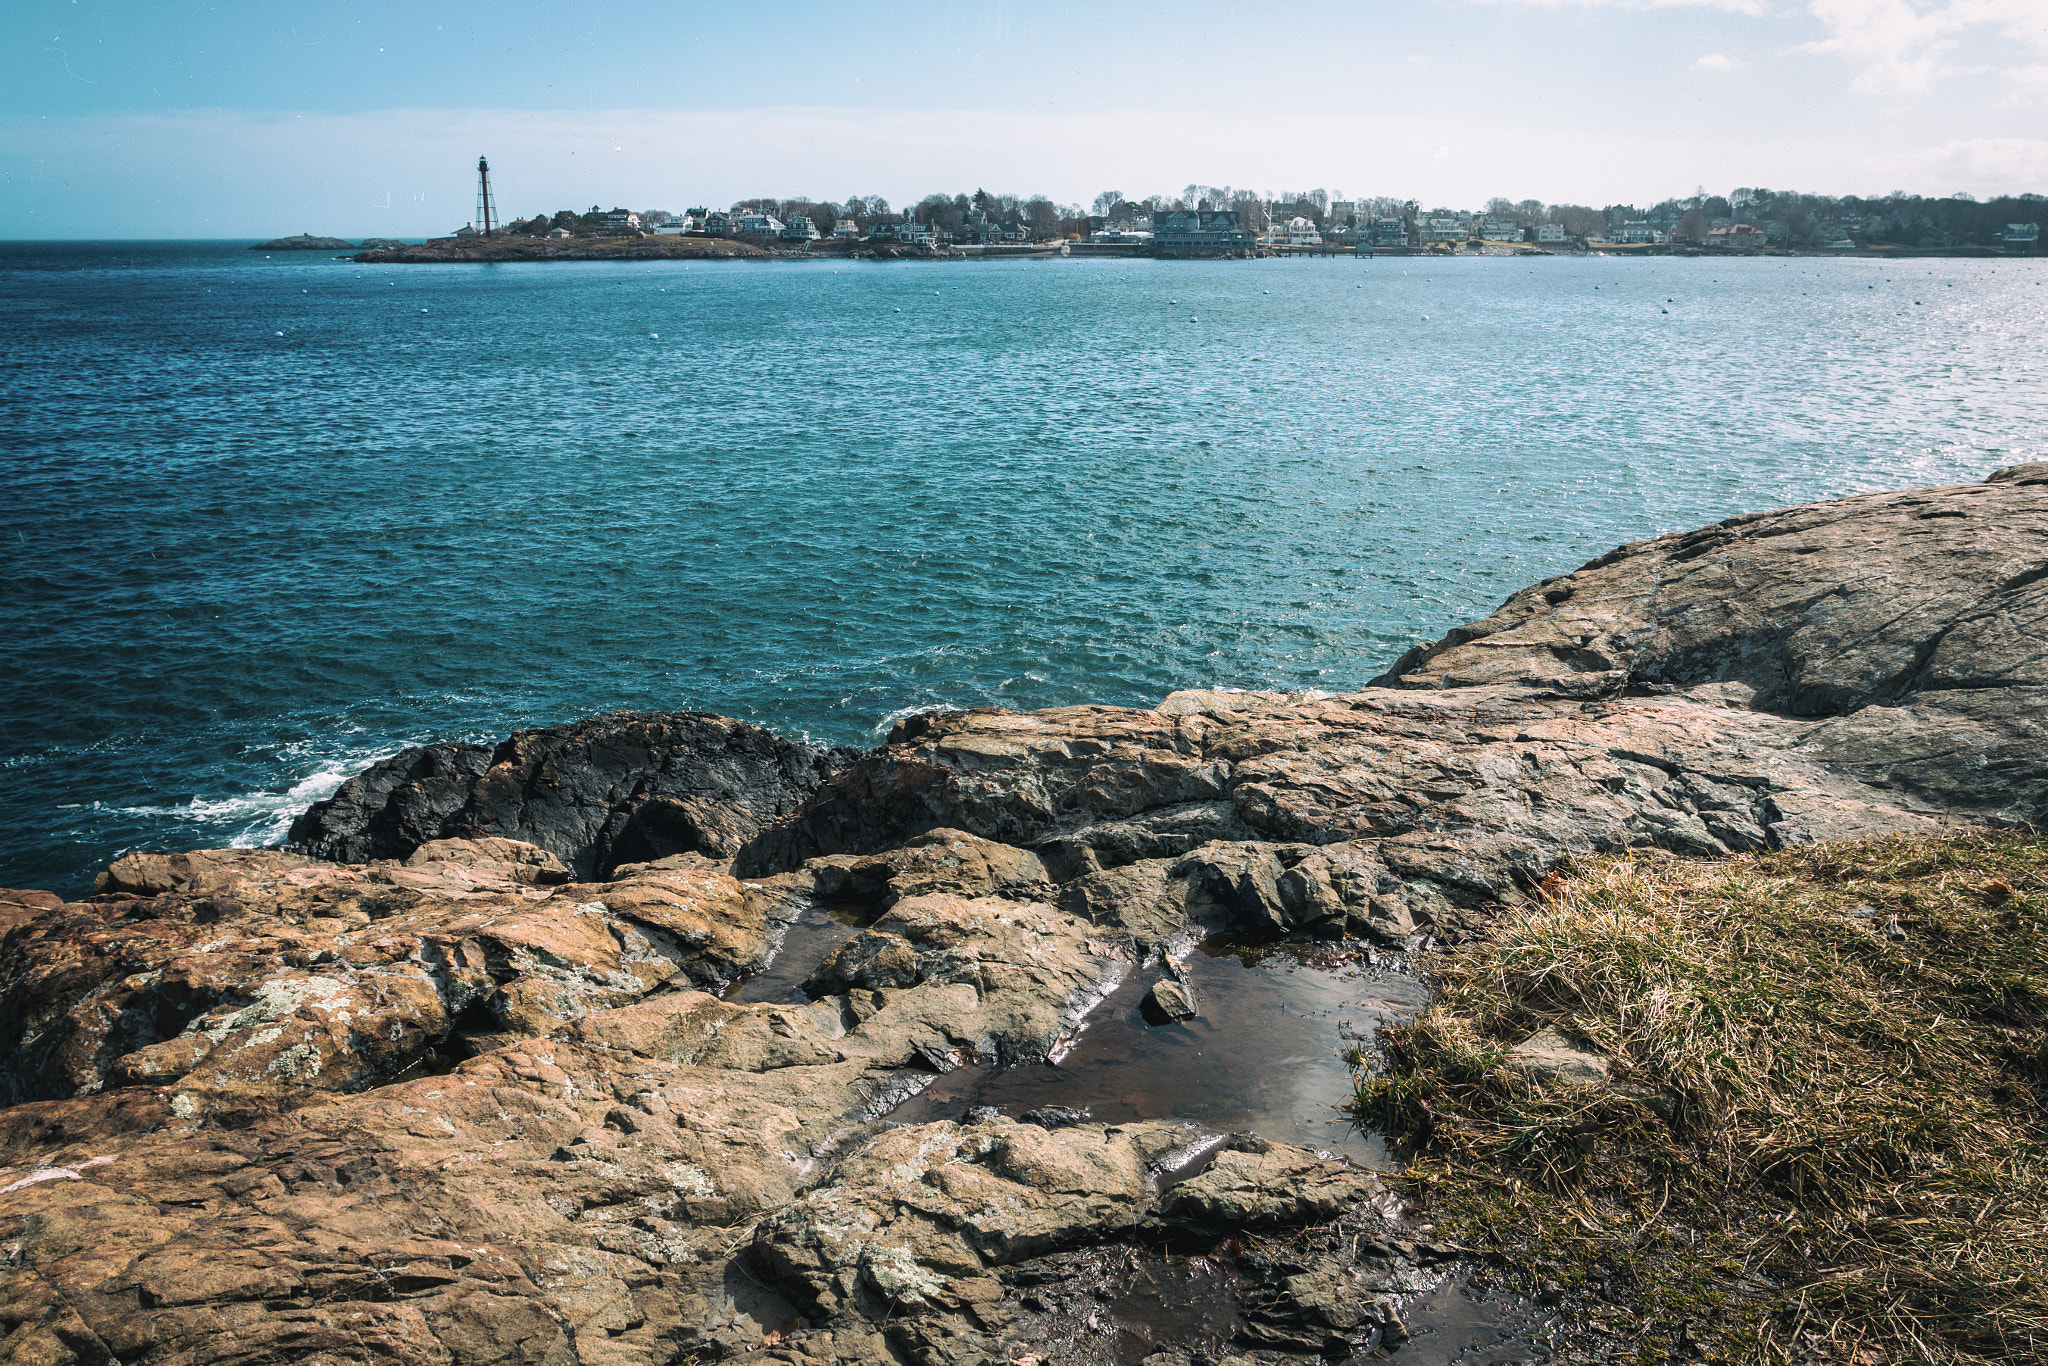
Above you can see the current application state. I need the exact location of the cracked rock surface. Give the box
[0,470,2042,1364]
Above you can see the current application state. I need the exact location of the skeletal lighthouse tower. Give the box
[475,156,497,238]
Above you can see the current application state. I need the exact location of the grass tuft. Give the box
[1352,831,2048,1364]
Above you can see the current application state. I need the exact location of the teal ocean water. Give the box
[4,242,2044,895]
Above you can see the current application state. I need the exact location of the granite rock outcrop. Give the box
[0,469,2042,1364]
[737,468,2048,916]
[288,710,849,879]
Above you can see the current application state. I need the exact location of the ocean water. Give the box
[3,242,2043,896]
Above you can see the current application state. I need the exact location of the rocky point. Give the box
[0,467,2041,1365]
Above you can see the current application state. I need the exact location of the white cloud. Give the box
[1893,136,2048,190]
[1796,0,2048,97]
[1694,53,1742,69]
[1999,62,2048,106]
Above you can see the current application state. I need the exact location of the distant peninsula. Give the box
[250,233,353,250]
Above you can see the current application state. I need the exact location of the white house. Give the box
[737,213,786,236]
[1268,216,1323,245]
[1534,225,1566,244]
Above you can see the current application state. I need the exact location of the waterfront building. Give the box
[780,216,821,241]
[2005,222,2041,245]
[1287,216,1323,245]
[1479,218,1521,242]
[1371,217,1409,247]
[832,219,861,240]
[866,221,934,246]
[596,208,643,237]
[1613,222,1663,244]
[1420,217,1464,245]
[1152,209,1256,250]
[702,211,735,237]
[738,213,786,237]
[1706,223,1765,248]
[1534,225,1566,244]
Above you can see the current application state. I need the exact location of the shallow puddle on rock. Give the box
[1385,1276,1558,1363]
[1008,1245,1553,1366]
[887,939,1426,1167]
[720,900,871,1004]
[1010,1249,1244,1366]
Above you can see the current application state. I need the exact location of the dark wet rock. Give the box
[289,709,848,879]
[1143,978,1198,1022]
[355,237,407,250]
[1018,1105,1092,1129]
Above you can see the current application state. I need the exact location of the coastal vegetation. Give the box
[499,185,2042,252]
[1352,832,2048,1363]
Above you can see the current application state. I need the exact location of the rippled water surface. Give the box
[4,242,2044,893]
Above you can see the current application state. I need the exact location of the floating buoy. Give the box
[649,332,659,339]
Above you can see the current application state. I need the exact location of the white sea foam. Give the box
[122,748,402,848]
[869,704,942,738]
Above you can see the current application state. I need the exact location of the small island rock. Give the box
[249,233,353,250]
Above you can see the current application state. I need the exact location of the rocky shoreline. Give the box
[1,466,2043,1365]
[355,237,774,264]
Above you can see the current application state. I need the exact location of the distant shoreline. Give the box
[343,233,2042,265]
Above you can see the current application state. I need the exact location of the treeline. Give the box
[497,193,1093,240]
[498,184,2042,249]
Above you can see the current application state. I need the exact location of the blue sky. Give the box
[3,0,2042,236]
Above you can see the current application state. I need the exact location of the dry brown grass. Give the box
[1352,831,2048,1364]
